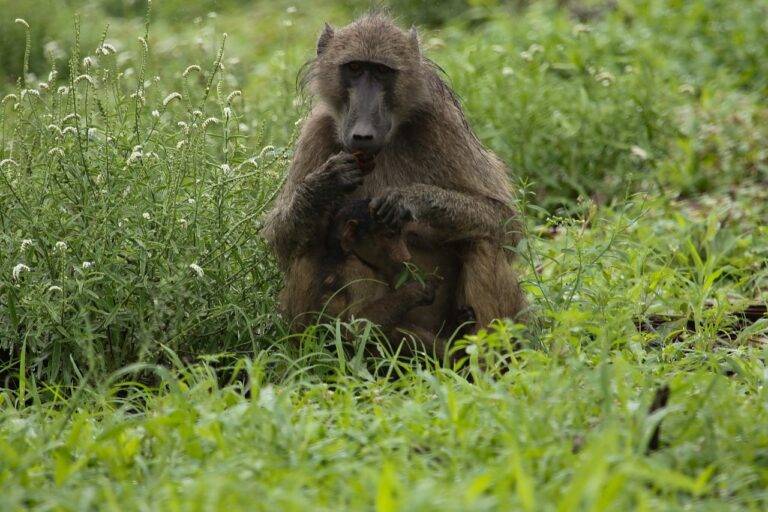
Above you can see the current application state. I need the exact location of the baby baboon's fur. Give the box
[264,13,527,334]
[318,199,449,357]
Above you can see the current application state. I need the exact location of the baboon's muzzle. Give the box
[343,74,392,154]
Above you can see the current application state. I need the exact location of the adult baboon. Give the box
[263,13,527,333]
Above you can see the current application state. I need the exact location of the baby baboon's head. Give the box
[329,199,411,272]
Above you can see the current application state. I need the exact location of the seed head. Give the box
[20,239,34,251]
[15,18,30,29]
[163,92,182,107]
[55,241,68,252]
[182,65,201,77]
[226,90,241,103]
[81,261,93,269]
[189,263,204,278]
[98,43,117,55]
[48,285,63,293]
[12,263,30,281]
[74,74,98,87]
[630,145,649,161]
[202,117,220,129]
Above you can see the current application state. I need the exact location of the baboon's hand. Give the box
[305,152,363,203]
[370,188,413,232]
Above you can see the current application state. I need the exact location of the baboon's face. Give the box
[312,16,428,154]
[339,61,396,154]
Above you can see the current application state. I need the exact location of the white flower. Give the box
[98,43,117,55]
[178,218,188,228]
[38,82,49,91]
[226,90,241,103]
[223,107,233,119]
[258,145,276,158]
[55,241,68,252]
[163,92,182,107]
[57,86,70,95]
[202,117,220,129]
[182,65,201,77]
[87,127,97,140]
[20,239,34,251]
[127,145,143,164]
[15,18,30,29]
[176,140,187,149]
[142,212,151,220]
[48,285,63,293]
[189,263,204,278]
[62,126,77,136]
[187,198,195,205]
[12,263,30,281]
[74,74,97,87]
[81,261,93,269]
[151,109,160,118]
[630,145,649,161]
[286,6,297,14]
[573,23,591,35]
[221,164,233,176]
[502,66,514,77]
[595,70,614,86]
[62,113,80,123]
[82,56,97,68]
[138,36,149,52]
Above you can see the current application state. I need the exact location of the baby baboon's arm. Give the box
[348,280,435,328]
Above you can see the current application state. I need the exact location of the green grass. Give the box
[1,0,767,509]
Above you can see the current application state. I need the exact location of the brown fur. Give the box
[264,13,527,338]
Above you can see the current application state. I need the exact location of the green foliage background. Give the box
[0,0,767,509]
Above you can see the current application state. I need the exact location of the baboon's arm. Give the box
[395,184,522,247]
[262,111,355,269]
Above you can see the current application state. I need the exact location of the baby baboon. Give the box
[319,199,454,357]
[264,13,527,339]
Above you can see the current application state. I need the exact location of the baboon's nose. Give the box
[349,129,380,152]
[352,133,374,142]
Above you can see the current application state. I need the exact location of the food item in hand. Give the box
[352,150,376,174]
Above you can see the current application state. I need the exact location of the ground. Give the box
[0,0,767,510]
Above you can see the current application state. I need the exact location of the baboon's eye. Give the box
[375,64,393,75]
[347,62,362,73]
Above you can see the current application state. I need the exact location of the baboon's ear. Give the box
[409,26,421,55]
[317,23,335,56]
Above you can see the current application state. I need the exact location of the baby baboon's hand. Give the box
[402,278,438,307]
[370,188,413,232]
[305,152,363,202]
